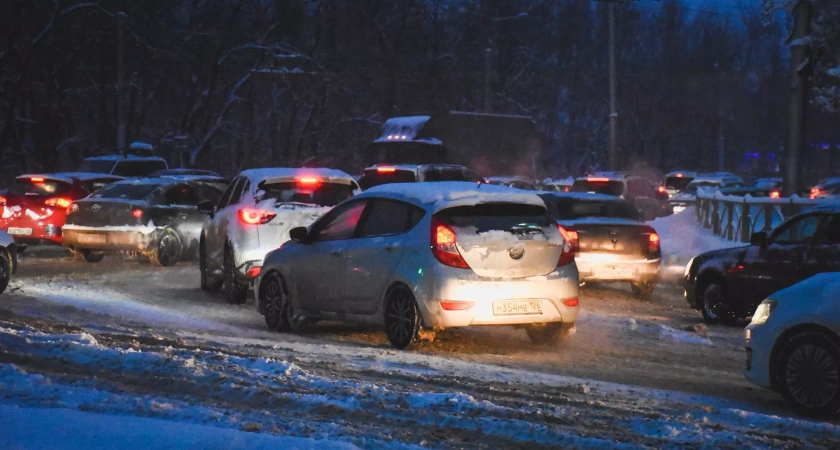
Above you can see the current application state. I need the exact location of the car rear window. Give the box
[358,170,416,190]
[664,176,693,191]
[78,160,117,174]
[422,169,469,182]
[89,183,162,200]
[112,160,169,177]
[570,179,624,196]
[552,199,639,220]
[438,203,552,232]
[257,181,353,207]
[9,178,72,197]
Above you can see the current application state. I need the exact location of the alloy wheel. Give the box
[785,344,840,409]
[702,284,724,320]
[263,274,288,331]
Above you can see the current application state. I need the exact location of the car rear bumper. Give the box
[2,220,64,245]
[574,253,660,283]
[62,226,159,253]
[416,264,580,329]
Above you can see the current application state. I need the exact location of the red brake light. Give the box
[377,167,397,173]
[297,177,321,186]
[0,195,7,205]
[45,197,72,209]
[246,266,261,278]
[562,298,579,308]
[676,173,683,178]
[587,177,610,182]
[657,185,666,193]
[430,217,470,269]
[238,208,276,225]
[769,190,781,199]
[649,232,660,253]
[440,301,474,311]
[30,177,45,183]
[132,209,144,218]
[810,188,826,199]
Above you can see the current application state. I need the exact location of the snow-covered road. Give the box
[2,251,839,448]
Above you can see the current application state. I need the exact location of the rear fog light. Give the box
[562,298,579,307]
[440,301,474,311]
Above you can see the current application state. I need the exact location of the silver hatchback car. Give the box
[254,181,580,349]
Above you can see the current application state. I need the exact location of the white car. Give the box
[0,230,17,294]
[745,273,840,418]
[199,168,360,304]
[254,181,580,349]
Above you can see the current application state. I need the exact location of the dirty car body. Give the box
[63,178,223,261]
[255,181,579,349]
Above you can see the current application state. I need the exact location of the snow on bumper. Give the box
[62,224,159,252]
[574,253,660,282]
[416,264,579,329]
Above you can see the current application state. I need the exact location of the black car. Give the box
[62,178,224,266]
[540,193,661,299]
[685,204,840,325]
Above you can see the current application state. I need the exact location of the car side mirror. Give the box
[750,231,767,247]
[289,227,308,243]
[197,200,216,217]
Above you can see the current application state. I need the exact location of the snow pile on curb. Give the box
[648,207,743,270]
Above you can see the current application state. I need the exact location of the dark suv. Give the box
[685,205,840,325]
[358,164,483,190]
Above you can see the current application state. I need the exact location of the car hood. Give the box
[695,245,749,267]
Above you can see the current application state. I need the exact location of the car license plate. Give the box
[593,267,636,280]
[77,233,107,244]
[492,300,543,316]
[7,227,32,236]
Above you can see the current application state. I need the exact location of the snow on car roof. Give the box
[539,192,625,202]
[665,171,698,177]
[486,176,533,183]
[240,167,356,185]
[372,116,434,144]
[363,163,467,171]
[52,172,125,182]
[359,181,546,212]
[83,154,166,162]
[16,173,75,183]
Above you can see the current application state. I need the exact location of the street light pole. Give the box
[608,2,617,171]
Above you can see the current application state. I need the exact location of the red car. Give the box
[0,173,123,247]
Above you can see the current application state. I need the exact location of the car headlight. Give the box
[684,256,696,278]
[750,300,777,325]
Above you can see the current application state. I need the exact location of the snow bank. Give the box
[647,206,743,274]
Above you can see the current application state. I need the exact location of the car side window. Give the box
[217,177,242,209]
[817,215,840,245]
[359,199,424,237]
[238,180,251,204]
[226,178,248,208]
[310,200,368,242]
[195,183,224,204]
[166,185,199,206]
[771,214,826,245]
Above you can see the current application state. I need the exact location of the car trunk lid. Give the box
[67,199,146,227]
[566,219,656,256]
[438,203,563,279]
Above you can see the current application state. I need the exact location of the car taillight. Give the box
[562,298,579,308]
[238,208,276,225]
[430,217,470,269]
[440,301,474,311]
[0,195,6,205]
[810,188,827,199]
[297,177,321,187]
[657,185,666,194]
[132,209,144,218]
[556,225,577,268]
[557,225,579,253]
[45,197,72,209]
[377,166,396,173]
[769,190,780,199]
[649,232,660,253]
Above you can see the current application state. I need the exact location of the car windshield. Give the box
[570,179,624,196]
[358,169,417,190]
[89,183,162,200]
[257,181,353,207]
[9,178,72,197]
[439,203,552,232]
[665,176,693,191]
[78,160,117,174]
[552,199,639,220]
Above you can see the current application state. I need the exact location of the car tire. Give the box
[777,332,840,419]
[261,272,291,332]
[700,279,737,326]
[0,250,10,295]
[224,245,248,305]
[199,237,221,292]
[631,280,657,300]
[149,228,181,267]
[525,322,574,345]
[73,249,105,263]
[383,285,421,350]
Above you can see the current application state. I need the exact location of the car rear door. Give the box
[293,200,368,313]
[343,199,425,314]
[206,177,245,265]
